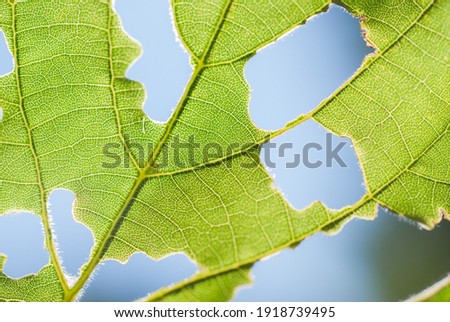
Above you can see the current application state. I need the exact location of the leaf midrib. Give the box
[64,0,235,301]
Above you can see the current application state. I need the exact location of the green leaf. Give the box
[0,0,448,302]
[408,275,450,302]
[0,255,64,301]
[315,0,450,227]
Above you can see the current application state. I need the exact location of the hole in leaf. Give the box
[48,189,94,278]
[234,217,382,301]
[249,5,372,210]
[233,6,377,301]
[0,213,49,278]
[0,30,13,76]
[0,108,3,121]
[114,0,192,123]
[80,253,198,301]
[234,210,450,301]
[246,4,374,131]
[261,120,365,209]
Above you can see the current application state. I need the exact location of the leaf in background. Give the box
[408,274,450,302]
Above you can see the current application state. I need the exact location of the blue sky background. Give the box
[0,0,449,301]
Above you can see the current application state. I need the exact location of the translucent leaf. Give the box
[0,0,448,301]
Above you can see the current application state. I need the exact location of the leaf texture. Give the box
[0,0,448,301]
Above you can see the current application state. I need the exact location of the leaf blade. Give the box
[0,0,448,302]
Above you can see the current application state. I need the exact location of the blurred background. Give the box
[0,0,449,301]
